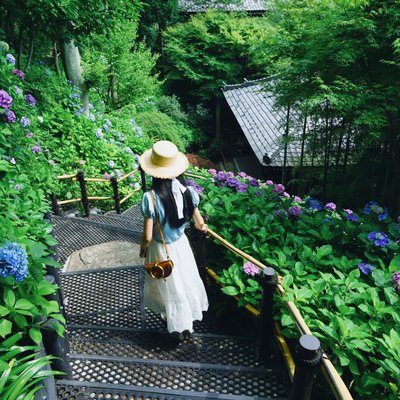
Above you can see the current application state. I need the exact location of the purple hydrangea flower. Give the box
[283,192,290,198]
[248,177,259,187]
[20,116,30,127]
[89,113,95,122]
[294,196,302,203]
[12,69,25,79]
[0,242,29,282]
[393,271,400,291]
[14,86,22,95]
[70,93,80,99]
[105,119,112,126]
[103,173,111,179]
[226,171,234,178]
[367,231,389,247]
[243,261,260,276]
[38,60,45,65]
[25,93,37,106]
[187,178,204,194]
[344,209,353,215]
[31,146,41,154]
[13,184,23,190]
[208,169,217,176]
[273,184,285,195]
[325,202,336,211]
[358,262,373,275]
[266,180,274,185]
[108,161,115,168]
[238,172,247,178]
[288,206,302,216]
[0,90,13,109]
[115,169,121,177]
[25,133,33,138]
[255,191,262,196]
[2,109,16,123]
[135,126,142,138]
[236,183,248,193]
[96,128,104,139]
[346,214,358,222]
[6,54,15,65]
[103,124,109,132]
[274,209,288,219]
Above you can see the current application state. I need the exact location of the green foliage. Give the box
[195,170,400,399]
[164,10,275,100]
[83,21,161,108]
[0,333,61,399]
[136,110,193,151]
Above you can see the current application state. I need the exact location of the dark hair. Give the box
[151,175,195,228]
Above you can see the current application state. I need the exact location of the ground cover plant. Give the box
[191,169,400,400]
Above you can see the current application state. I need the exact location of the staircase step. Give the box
[87,214,143,232]
[67,355,288,398]
[53,217,141,263]
[61,266,232,334]
[57,379,287,399]
[68,326,261,367]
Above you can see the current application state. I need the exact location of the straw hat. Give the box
[139,141,189,179]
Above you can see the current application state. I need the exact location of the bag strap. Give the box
[150,191,170,259]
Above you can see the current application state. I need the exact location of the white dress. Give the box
[142,190,209,333]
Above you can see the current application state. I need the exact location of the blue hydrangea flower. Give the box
[0,242,28,282]
[367,231,389,247]
[358,262,373,275]
[6,54,15,65]
[306,198,323,211]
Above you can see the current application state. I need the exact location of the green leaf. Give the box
[221,286,239,296]
[3,289,15,309]
[14,299,34,310]
[29,328,42,344]
[389,254,400,273]
[0,307,10,317]
[0,320,12,338]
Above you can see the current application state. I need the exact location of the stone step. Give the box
[67,355,288,399]
[68,325,262,367]
[57,379,288,400]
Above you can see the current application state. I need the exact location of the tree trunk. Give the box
[26,29,34,68]
[62,40,89,116]
[215,98,221,139]
[281,105,290,186]
[332,121,345,192]
[53,42,61,76]
[341,130,351,189]
[109,65,119,106]
[298,114,307,195]
[17,26,24,70]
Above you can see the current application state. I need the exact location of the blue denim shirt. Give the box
[141,186,200,244]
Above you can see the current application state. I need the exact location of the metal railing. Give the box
[52,167,146,217]
[195,226,353,400]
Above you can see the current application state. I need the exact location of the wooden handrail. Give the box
[117,168,139,182]
[184,172,208,180]
[120,188,141,205]
[206,227,353,400]
[57,173,77,180]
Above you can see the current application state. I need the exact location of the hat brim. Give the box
[139,148,189,179]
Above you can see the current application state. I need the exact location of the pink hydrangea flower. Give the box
[243,261,260,276]
[294,196,302,203]
[325,202,336,211]
[78,160,86,165]
[266,180,274,185]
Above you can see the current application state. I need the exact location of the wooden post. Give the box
[77,170,90,217]
[139,166,147,192]
[51,194,61,216]
[111,176,121,214]
[291,335,322,400]
[259,267,277,361]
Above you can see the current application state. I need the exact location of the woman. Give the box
[139,140,209,339]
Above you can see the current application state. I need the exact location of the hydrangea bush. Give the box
[195,169,400,400]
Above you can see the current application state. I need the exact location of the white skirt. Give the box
[144,233,209,333]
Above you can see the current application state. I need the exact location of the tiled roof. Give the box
[222,78,309,167]
[179,0,267,13]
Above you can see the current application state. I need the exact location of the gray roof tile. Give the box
[179,0,267,13]
[222,78,310,167]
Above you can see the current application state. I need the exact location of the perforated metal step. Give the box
[61,266,232,334]
[57,379,287,400]
[68,326,261,367]
[67,355,287,398]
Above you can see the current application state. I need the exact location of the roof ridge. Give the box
[222,75,277,91]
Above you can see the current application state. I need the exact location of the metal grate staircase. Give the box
[53,206,290,399]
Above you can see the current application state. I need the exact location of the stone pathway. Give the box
[63,241,142,272]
